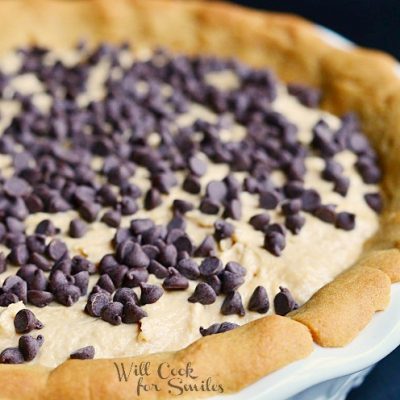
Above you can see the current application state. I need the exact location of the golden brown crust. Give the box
[0,316,313,400]
[289,266,391,346]
[0,0,399,398]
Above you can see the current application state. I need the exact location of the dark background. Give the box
[228,1,400,399]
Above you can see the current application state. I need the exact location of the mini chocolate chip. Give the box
[122,302,147,324]
[71,256,96,275]
[199,198,220,215]
[0,252,6,274]
[123,243,150,269]
[199,322,239,337]
[222,198,242,220]
[144,188,162,210]
[140,283,164,305]
[113,228,131,247]
[6,216,25,233]
[188,156,207,177]
[0,347,24,364]
[281,199,302,216]
[194,235,216,257]
[98,185,118,206]
[214,219,235,241]
[225,261,246,276]
[27,290,54,307]
[107,264,128,288]
[333,176,350,197]
[206,181,227,203]
[142,244,160,260]
[54,284,81,307]
[29,269,47,291]
[259,190,280,210]
[167,215,186,232]
[176,258,200,280]
[182,175,201,194]
[220,271,245,294]
[26,235,46,254]
[30,252,51,272]
[46,239,68,261]
[70,346,95,360]
[274,287,299,316]
[221,291,245,316]
[321,159,343,182]
[314,204,337,224]
[335,212,356,230]
[249,213,270,231]
[364,193,383,213]
[173,234,193,255]
[248,286,269,313]
[199,257,223,277]
[4,177,30,197]
[162,268,189,290]
[25,194,44,213]
[35,219,57,236]
[85,292,110,317]
[158,244,177,267]
[79,202,101,222]
[120,197,138,216]
[101,302,123,325]
[3,276,27,303]
[123,268,149,288]
[264,231,286,256]
[101,210,121,228]
[74,271,90,295]
[69,218,87,238]
[301,189,321,212]
[0,292,19,307]
[8,244,29,266]
[148,259,169,279]
[113,288,139,305]
[287,83,321,108]
[19,334,43,362]
[14,309,44,333]
[188,282,216,305]
[97,274,116,294]
[172,199,194,215]
[285,214,305,235]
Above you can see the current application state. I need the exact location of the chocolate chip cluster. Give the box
[0,42,382,349]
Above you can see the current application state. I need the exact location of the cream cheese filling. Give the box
[0,48,379,368]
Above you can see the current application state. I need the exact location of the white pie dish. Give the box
[212,25,400,400]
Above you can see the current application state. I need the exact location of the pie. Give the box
[0,1,399,399]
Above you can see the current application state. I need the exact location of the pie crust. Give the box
[0,0,399,398]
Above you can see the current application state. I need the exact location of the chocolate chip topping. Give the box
[70,346,95,360]
[122,302,147,324]
[0,347,24,364]
[14,309,44,334]
[274,287,299,316]
[69,218,87,238]
[364,193,383,213]
[188,282,217,305]
[101,302,123,325]
[220,291,245,316]
[335,212,356,231]
[162,268,189,290]
[19,334,43,362]
[140,283,164,305]
[199,322,239,337]
[0,43,383,358]
[199,256,223,277]
[248,286,269,314]
[85,292,110,317]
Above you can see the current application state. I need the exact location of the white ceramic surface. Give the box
[212,26,400,400]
